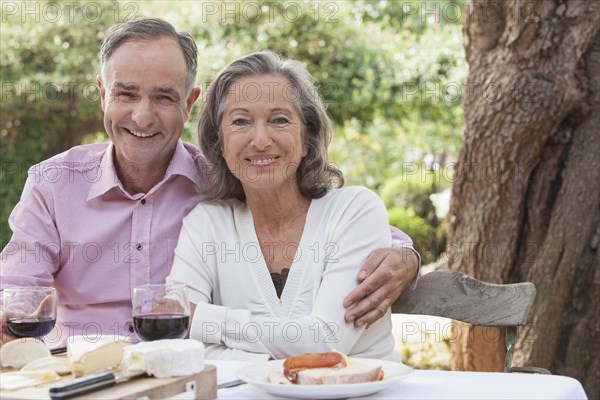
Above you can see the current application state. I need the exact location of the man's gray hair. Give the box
[99,18,197,92]
[198,50,344,201]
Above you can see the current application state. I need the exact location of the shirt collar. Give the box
[164,140,204,190]
[87,140,203,201]
[87,143,121,201]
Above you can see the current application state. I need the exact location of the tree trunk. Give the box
[448,1,600,397]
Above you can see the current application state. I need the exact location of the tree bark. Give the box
[449,1,600,397]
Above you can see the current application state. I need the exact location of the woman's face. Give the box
[220,74,307,195]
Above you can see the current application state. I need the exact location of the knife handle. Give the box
[50,346,67,355]
[49,372,116,400]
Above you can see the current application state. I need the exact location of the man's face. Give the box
[97,37,200,175]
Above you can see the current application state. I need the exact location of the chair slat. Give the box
[391,269,536,326]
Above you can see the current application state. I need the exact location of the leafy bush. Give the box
[388,207,437,265]
[1,1,465,249]
[382,165,453,264]
[398,335,451,370]
[381,167,453,215]
[382,174,437,223]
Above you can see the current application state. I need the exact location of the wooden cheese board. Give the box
[0,363,216,399]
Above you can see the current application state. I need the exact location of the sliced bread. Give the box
[296,365,383,385]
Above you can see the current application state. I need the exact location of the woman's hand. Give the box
[151,297,186,314]
[343,247,419,327]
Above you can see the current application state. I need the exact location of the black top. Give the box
[270,268,290,298]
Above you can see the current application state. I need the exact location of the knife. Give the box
[48,370,146,400]
[50,347,67,356]
[217,378,246,389]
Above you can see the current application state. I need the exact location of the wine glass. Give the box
[132,283,190,341]
[2,286,57,338]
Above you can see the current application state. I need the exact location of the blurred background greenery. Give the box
[1,0,466,264]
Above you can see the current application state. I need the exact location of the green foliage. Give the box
[381,166,453,215]
[381,166,454,263]
[1,1,127,245]
[388,207,436,265]
[1,0,466,253]
[383,175,437,222]
[397,333,451,370]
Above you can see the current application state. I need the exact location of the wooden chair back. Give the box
[391,269,547,373]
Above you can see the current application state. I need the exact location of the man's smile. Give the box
[125,128,159,138]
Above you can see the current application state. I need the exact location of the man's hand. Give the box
[343,247,419,327]
[0,294,56,347]
[0,310,19,348]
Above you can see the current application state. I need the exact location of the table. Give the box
[210,360,588,400]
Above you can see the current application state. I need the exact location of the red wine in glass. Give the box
[6,316,57,337]
[133,313,189,341]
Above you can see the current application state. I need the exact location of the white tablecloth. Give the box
[209,360,587,400]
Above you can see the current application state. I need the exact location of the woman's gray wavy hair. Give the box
[198,50,344,201]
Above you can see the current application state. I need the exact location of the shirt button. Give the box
[141,198,146,205]
[128,325,134,333]
[136,243,143,251]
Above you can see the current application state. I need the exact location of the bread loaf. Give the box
[276,351,385,385]
[296,365,383,385]
[283,351,345,383]
[0,338,51,368]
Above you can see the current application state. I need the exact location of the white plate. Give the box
[236,358,413,399]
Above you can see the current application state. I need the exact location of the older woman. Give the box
[168,51,400,361]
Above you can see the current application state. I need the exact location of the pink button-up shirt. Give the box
[1,141,205,345]
[1,140,417,346]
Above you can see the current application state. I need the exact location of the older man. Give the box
[0,18,418,347]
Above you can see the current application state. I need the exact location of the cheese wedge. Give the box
[20,356,71,375]
[67,335,131,377]
[122,339,204,378]
[0,370,60,391]
[0,338,51,368]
